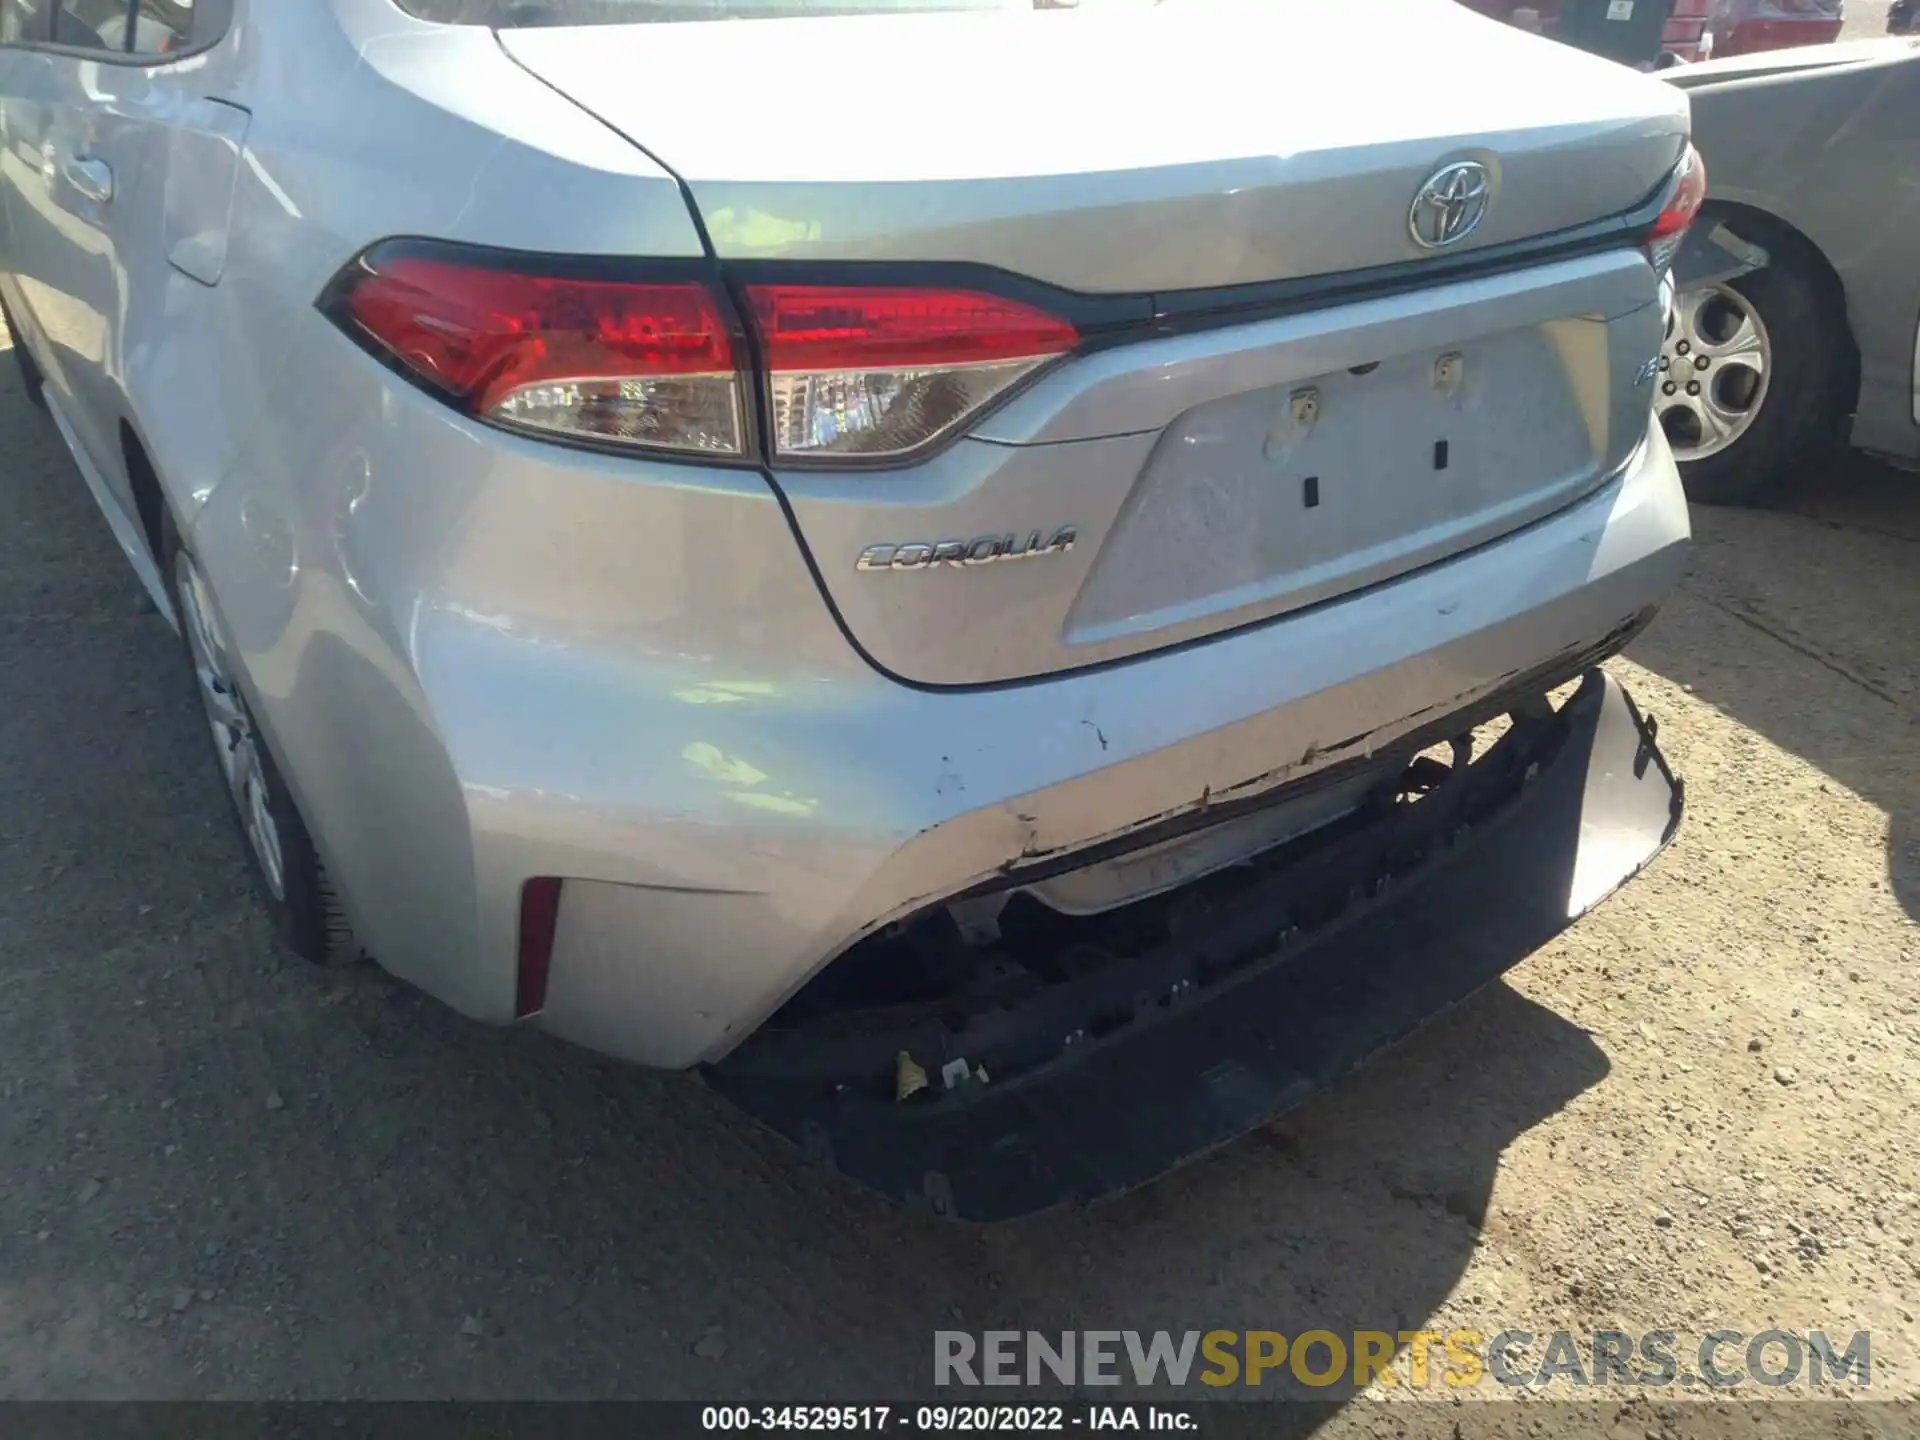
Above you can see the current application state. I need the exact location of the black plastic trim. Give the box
[720,257,1156,337]
[1143,189,1671,332]
[717,180,1677,346]
[705,671,1684,1221]
[322,237,726,290]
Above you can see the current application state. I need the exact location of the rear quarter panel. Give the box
[154,0,716,1013]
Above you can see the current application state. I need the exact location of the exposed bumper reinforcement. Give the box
[706,671,1681,1222]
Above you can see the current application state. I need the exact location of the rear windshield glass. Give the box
[397,1,1147,23]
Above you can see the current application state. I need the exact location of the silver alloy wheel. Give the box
[173,551,287,902]
[1656,283,1772,461]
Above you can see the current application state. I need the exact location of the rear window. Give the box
[396,1,1105,23]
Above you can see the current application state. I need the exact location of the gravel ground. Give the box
[2,303,1916,1428]
[1844,1,1896,41]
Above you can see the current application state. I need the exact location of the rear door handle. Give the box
[62,156,114,204]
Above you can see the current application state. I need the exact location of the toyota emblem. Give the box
[1409,161,1494,250]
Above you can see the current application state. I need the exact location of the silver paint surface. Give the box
[0,0,1693,1066]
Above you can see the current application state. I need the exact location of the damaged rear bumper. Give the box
[706,670,1682,1221]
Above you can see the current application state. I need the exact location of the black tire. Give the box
[1,292,49,411]
[160,509,362,967]
[1669,226,1852,507]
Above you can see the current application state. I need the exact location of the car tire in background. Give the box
[1,293,49,411]
[1659,220,1852,506]
[161,508,363,967]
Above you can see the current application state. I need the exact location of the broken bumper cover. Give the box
[706,670,1682,1221]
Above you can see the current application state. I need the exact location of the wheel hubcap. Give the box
[1657,283,1772,461]
[174,552,286,901]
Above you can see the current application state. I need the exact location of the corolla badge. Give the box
[1409,161,1494,250]
[857,525,1078,574]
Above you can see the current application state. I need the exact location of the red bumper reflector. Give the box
[516,877,563,1019]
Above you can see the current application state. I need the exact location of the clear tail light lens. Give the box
[330,245,744,457]
[743,285,1079,460]
[1644,145,1708,277]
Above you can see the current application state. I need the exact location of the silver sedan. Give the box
[1,0,1697,1215]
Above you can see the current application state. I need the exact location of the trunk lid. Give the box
[499,0,1688,292]
[769,247,1666,686]
[502,1,1684,688]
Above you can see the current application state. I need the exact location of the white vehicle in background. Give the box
[1659,40,1920,502]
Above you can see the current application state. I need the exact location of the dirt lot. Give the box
[1,300,1917,1429]
[1846,1,1897,41]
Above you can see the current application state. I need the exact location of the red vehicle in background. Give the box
[1710,0,1846,55]
[1461,0,1843,65]
[1668,0,1715,61]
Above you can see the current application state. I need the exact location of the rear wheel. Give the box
[0,293,49,411]
[1659,233,1850,506]
[163,511,361,967]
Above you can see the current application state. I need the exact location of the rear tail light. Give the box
[327,243,745,457]
[322,241,1082,467]
[1644,145,1708,277]
[515,876,563,1019]
[743,285,1079,460]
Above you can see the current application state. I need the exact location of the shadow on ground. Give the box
[1627,450,1919,923]
[0,322,1613,1412]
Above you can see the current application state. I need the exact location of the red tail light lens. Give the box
[332,245,744,457]
[324,244,1088,465]
[1645,145,1708,276]
[744,285,1079,460]
[515,876,563,1019]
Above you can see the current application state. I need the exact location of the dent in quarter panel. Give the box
[121,0,711,545]
[287,628,484,1007]
[163,100,251,286]
[184,379,495,1014]
[183,290,867,1022]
